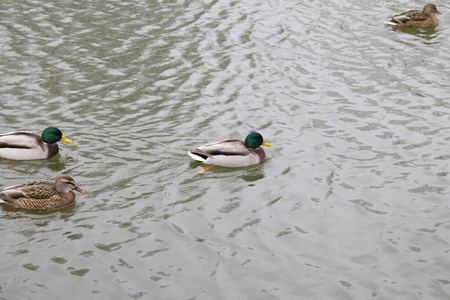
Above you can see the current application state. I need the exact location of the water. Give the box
[1,0,450,299]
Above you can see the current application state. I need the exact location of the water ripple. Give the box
[1,0,450,299]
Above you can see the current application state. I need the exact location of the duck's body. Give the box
[187,132,271,168]
[0,175,85,210]
[386,3,441,27]
[0,128,72,160]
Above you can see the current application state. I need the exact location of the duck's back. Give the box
[197,139,251,156]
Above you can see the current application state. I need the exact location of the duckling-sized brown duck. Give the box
[386,3,441,27]
[0,175,85,210]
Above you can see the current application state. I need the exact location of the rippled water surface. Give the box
[1,0,450,299]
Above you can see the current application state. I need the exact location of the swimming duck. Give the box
[0,175,86,210]
[386,3,441,27]
[187,132,271,172]
[0,127,72,160]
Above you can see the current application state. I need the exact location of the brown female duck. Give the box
[0,175,85,210]
[386,3,441,27]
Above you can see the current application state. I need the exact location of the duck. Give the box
[0,127,73,160]
[0,175,86,210]
[187,132,271,172]
[386,3,441,27]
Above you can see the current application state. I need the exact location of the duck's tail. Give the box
[187,150,208,162]
[385,20,399,26]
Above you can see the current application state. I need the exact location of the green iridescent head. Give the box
[42,127,72,144]
[244,132,271,149]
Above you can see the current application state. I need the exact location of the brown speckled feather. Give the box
[0,176,85,210]
[386,4,441,27]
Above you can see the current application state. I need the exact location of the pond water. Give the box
[1,0,449,299]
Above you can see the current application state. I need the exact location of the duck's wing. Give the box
[407,11,430,22]
[389,9,419,23]
[0,189,26,203]
[194,139,251,156]
[1,181,54,200]
[0,132,43,150]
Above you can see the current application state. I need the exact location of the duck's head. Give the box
[244,132,272,149]
[42,127,73,144]
[424,4,441,15]
[55,175,86,194]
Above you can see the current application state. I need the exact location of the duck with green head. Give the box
[187,132,271,172]
[0,175,86,210]
[0,127,73,160]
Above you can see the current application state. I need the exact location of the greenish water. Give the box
[1,0,450,299]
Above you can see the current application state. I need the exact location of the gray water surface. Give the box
[1,0,450,299]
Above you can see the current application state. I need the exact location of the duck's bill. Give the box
[60,136,73,143]
[75,187,86,194]
[262,141,272,147]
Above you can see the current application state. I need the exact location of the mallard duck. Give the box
[386,3,441,27]
[0,127,72,160]
[0,175,85,210]
[187,132,271,172]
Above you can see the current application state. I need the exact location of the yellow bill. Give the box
[60,135,73,143]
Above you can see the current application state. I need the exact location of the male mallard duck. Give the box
[0,175,86,210]
[187,132,271,172]
[0,127,72,160]
[386,3,441,27]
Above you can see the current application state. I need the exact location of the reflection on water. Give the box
[1,0,450,299]
[390,25,439,40]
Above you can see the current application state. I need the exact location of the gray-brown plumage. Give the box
[386,3,441,27]
[0,175,85,210]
